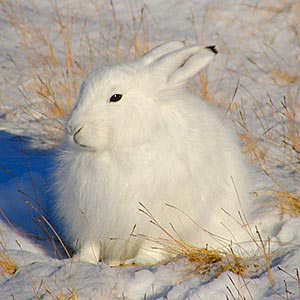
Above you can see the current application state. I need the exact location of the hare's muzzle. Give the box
[66,124,90,149]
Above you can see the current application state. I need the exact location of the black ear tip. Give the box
[205,45,218,54]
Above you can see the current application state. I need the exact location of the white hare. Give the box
[54,41,250,265]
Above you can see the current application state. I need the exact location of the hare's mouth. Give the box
[73,127,84,146]
[71,127,95,151]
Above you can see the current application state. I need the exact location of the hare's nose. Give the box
[67,124,78,135]
[67,125,73,135]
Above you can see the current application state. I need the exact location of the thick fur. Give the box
[54,41,250,265]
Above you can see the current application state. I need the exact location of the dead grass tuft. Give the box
[174,244,250,277]
[233,85,300,216]
[44,286,77,300]
[1,0,300,298]
[0,0,150,148]
[138,202,267,278]
[269,70,300,85]
[0,250,17,276]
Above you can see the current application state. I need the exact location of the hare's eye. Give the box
[109,94,123,102]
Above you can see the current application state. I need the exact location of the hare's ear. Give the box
[152,45,217,85]
[139,41,186,65]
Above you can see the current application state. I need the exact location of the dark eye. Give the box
[109,94,123,102]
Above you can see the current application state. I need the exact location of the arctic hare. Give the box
[54,41,249,265]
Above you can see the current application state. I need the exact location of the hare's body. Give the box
[54,42,250,265]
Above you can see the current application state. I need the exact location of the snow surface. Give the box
[1,0,300,299]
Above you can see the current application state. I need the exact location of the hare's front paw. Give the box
[78,241,100,264]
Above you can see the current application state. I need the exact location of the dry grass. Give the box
[43,286,77,300]
[233,88,300,217]
[223,12,300,217]
[0,250,17,276]
[0,220,18,277]
[138,204,293,299]
[174,246,250,278]
[27,268,78,300]
[1,0,300,299]
[0,221,77,299]
[1,0,82,146]
[138,202,268,280]
[0,0,150,148]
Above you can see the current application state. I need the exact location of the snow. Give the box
[1,0,300,299]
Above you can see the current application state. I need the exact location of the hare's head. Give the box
[66,41,217,152]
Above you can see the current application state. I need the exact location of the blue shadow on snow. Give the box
[0,130,56,238]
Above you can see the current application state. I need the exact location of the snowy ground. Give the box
[1,0,300,299]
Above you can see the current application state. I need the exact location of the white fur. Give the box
[54,41,250,265]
